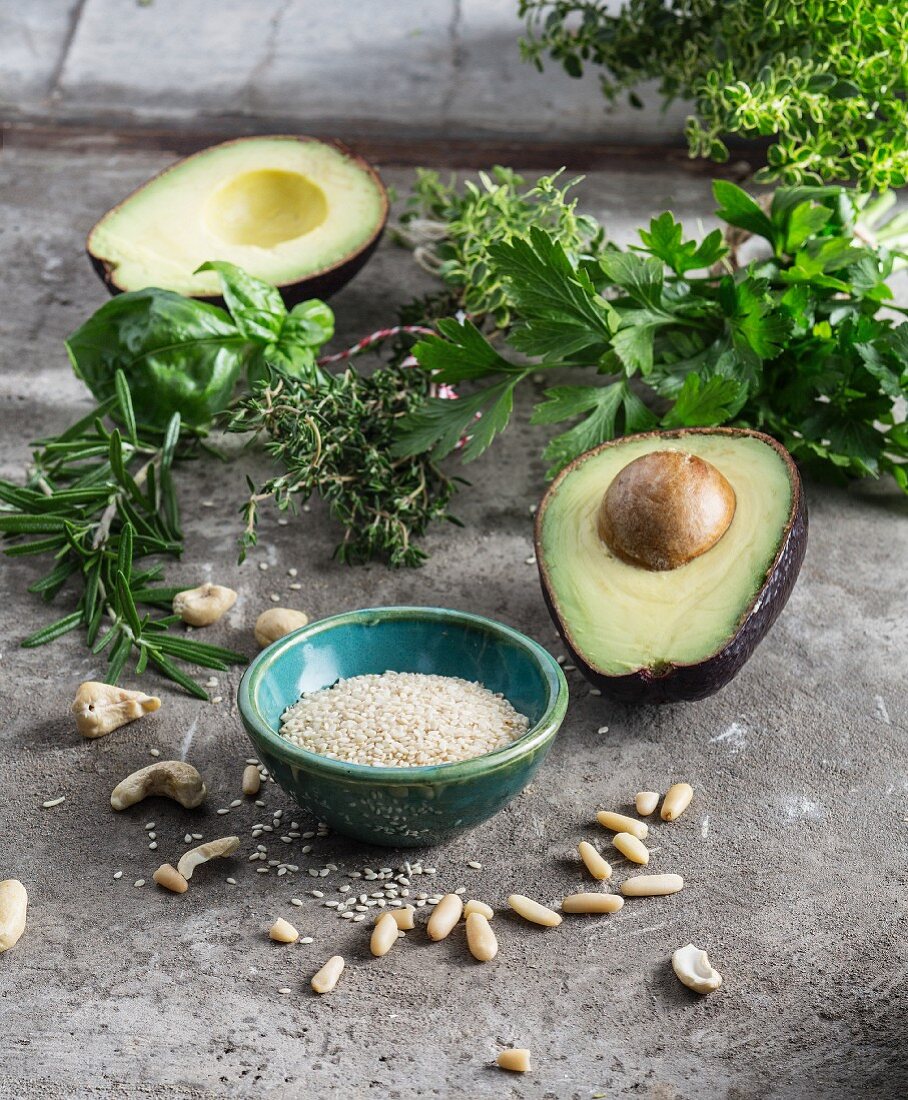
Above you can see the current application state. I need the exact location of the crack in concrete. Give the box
[441,0,464,128]
[245,0,295,114]
[46,0,90,104]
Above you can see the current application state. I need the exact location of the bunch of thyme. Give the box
[228,355,461,568]
[0,371,245,698]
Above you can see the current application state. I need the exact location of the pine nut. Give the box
[464,899,494,920]
[152,863,188,894]
[242,764,261,796]
[427,893,463,941]
[596,810,648,840]
[661,783,694,821]
[269,918,299,943]
[508,894,562,928]
[373,905,416,930]
[620,873,684,897]
[0,879,28,953]
[635,790,659,816]
[561,892,624,914]
[612,832,649,865]
[578,841,611,880]
[497,1049,531,1073]
[370,912,400,957]
[311,955,345,994]
[466,912,498,961]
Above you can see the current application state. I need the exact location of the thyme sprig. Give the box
[228,357,461,568]
[0,371,246,698]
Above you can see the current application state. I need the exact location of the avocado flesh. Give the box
[539,433,793,676]
[88,138,386,297]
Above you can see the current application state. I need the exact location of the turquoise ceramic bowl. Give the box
[237,606,568,847]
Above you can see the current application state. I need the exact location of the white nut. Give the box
[311,954,344,994]
[620,873,684,897]
[635,791,659,816]
[661,783,694,821]
[254,607,309,648]
[373,905,416,930]
[578,841,612,881]
[242,764,261,796]
[465,912,498,961]
[463,899,494,920]
[172,583,237,627]
[613,831,649,865]
[0,879,28,953]
[269,917,299,943]
[370,911,400,957]
[72,681,160,739]
[497,1049,531,1073]
[177,836,240,880]
[596,810,648,840]
[672,943,722,994]
[110,761,207,811]
[152,864,188,894]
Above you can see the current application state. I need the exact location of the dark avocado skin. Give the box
[534,428,808,705]
[86,135,389,308]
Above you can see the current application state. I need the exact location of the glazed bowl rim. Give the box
[237,605,569,785]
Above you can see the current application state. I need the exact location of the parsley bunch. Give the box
[396,181,908,493]
[519,0,908,190]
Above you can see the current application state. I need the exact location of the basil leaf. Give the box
[66,289,254,429]
[196,260,286,341]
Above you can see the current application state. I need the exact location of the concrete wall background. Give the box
[0,0,689,142]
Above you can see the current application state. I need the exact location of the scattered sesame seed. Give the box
[192,833,203,841]
[289,583,302,591]
[563,665,576,672]
[311,890,324,898]
[216,808,230,815]
[277,518,289,526]
[184,834,193,843]
[290,898,304,907]
[270,593,280,603]
[255,800,266,807]
[467,861,483,870]
[256,867,270,874]
[556,655,566,665]
[300,937,314,944]
[230,799,242,808]
[226,878,237,885]
[258,562,269,571]
[113,871,123,880]
[149,748,160,757]
[134,879,145,888]
[211,696,223,705]
[148,842,158,850]
[524,555,536,565]
[148,831,156,840]
[589,688,602,696]
[277,987,292,995]
[288,568,298,577]
[41,796,66,808]
[598,725,609,734]
[144,822,155,830]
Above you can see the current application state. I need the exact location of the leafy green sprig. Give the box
[397,181,908,491]
[397,167,604,328]
[0,372,245,697]
[518,0,908,190]
[228,354,461,568]
[67,260,335,430]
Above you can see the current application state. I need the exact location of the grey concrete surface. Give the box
[0,142,907,1100]
[0,0,687,142]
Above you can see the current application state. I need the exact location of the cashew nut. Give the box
[254,607,309,648]
[672,943,723,994]
[172,583,237,627]
[0,879,27,953]
[177,836,240,880]
[110,760,207,811]
[72,681,160,739]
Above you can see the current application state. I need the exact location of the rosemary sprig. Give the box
[228,358,461,568]
[0,371,246,698]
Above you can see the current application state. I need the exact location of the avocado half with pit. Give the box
[86,136,388,305]
[535,428,807,704]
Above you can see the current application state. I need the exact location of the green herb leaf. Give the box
[661,374,749,428]
[196,260,286,341]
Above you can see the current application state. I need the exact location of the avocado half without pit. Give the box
[86,136,389,305]
[535,428,807,704]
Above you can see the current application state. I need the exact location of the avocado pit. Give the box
[597,450,736,571]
